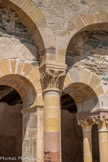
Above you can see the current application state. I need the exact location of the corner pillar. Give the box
[21,107,37,162]
[37,106,44,162]
[40,63,66,162]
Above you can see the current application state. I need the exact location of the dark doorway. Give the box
[0,85,23,161]
[61,93,83,162]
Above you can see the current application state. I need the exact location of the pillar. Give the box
[44,90,60,162]
[40,63,66,162]
[96,116,108,162]
[22,107,37,161]
[78,119,93,162]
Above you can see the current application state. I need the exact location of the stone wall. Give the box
[0,7,39,66]
[32,0,108,34]
[67,28,108,84]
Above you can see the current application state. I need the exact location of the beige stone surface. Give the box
[32,0,106,34]
[37,107,44,162]
[0,6,39,62]
[0,37,37,60]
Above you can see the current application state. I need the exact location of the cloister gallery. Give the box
[0,0,107,162]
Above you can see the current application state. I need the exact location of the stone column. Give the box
[78,119,93,162]
[21,107,37,162]
[94,116,108,162]
[40,63,66,162]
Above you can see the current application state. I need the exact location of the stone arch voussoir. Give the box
[1,0,55,64]
[63,69,104,98]
[57,10,108,63]
[0,59,43,108]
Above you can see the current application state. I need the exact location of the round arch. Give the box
[1,0,55,64]
[63,69,104,97]
[0,59,43,108]
[57,10,108,63]
[0,74,36,108]
[62,69,105,112]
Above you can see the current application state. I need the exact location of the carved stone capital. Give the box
[92,116,108,132]
[78,116,108,133]
[78,118,93,134]
[39,63,67,91]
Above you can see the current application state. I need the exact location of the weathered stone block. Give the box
[28,128,37,139]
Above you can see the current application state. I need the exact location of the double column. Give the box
[40,63,66,162]
[78,116,108,162]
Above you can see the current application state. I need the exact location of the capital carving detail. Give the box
[78,119,93,134]
[92,116,108,132]
[40,64,66,91]
[78,116,108,133]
